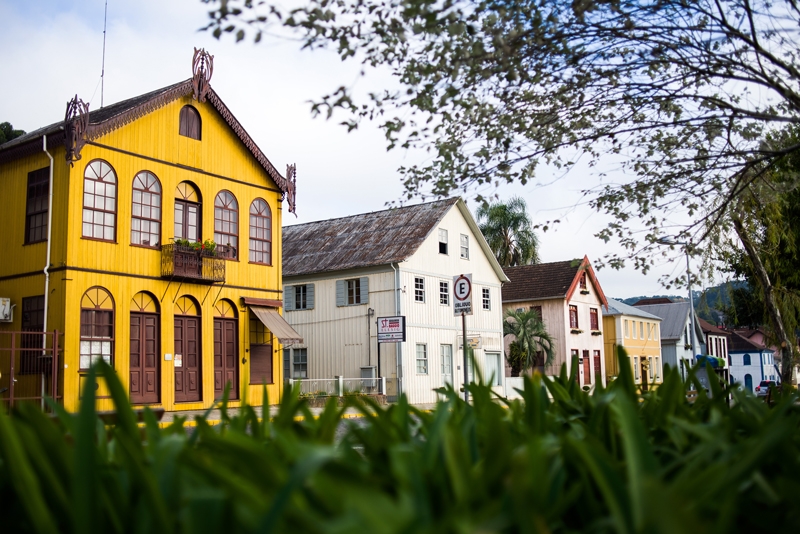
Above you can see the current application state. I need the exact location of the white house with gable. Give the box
[281,198,509,404]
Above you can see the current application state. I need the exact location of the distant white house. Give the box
[728,332,776,392]
[281,198,509,404]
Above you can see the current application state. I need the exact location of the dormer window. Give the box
[179,105,201,140]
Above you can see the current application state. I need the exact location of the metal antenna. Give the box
[101,0,108,107]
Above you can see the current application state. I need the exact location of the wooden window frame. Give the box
[79,288,115,370]
[569,305,579,329]
[416,343,428,374]
[438,228,448,255]
[590,308,599,330]
[249,198,272,265]
[439,281,449,305]
[82,160,117,243]
[179,105,202,140]
[347,279,362,305]
[295,285,308,309]
[214,190,239,260]
[530,305,543,320]
[19,295,45,374]
[482,288,491,310]
[579,272,587,290]
[24,168,49,244]
[131,171,162,248]
[460,234,469,259]
[292,348,308,379]
[414,277,425,302]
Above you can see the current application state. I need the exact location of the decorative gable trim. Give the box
[564,256,609,310]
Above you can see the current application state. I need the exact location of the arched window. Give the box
[744,374,753,392]
[175,182,201,243]
[743,353,751,366]
[80,287,115,369]
[82,160,117,241]
[131,171,161,247]
[179,105,201,140]
[174,296,202,403]
[214,191,239,260]
[249,198,271,264]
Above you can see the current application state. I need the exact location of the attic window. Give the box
[179,105,201,140]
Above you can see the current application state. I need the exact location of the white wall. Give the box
[283,203,507,404]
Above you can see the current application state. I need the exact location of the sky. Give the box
[0,0,713,299]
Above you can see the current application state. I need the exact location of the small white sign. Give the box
[164,353,173,361]
[174,354,183,367]
[453,273,473,316]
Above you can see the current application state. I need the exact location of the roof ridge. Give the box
[283,197,459,230]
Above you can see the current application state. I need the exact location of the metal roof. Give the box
[634,302,695,341]
[604,298,662,320]
[282,197,509,283]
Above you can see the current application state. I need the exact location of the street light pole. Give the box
[657,238,698,376]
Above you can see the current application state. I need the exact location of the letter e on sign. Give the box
[453,273,473,316]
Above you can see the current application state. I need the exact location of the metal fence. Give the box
[0,330,62,411]
[289,376,390,398]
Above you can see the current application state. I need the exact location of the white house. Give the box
[728,332,776,392]
[281,198,509,404]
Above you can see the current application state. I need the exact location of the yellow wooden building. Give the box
[0,50,301,412]
[602,298,663,389]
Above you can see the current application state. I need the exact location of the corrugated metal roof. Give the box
[604,298,662,320]
[633,302,691,341]
[282,198,459,277]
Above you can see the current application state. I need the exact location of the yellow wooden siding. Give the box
[1,93,286,412]
[602,314,663,385]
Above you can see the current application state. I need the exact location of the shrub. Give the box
[0,354,799,533]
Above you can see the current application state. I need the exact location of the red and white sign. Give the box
[453,273,473,316]
[377,316,406,342]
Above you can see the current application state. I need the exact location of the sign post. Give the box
[377,316,406,392]
[453,274,473,402]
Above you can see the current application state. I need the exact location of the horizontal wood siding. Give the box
[1,95,286,412]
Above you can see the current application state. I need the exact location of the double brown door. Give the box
[130,313,159,404]
[214,318,239,399]
[174,315,201,402]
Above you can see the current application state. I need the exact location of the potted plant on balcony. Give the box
[173,238,217,257]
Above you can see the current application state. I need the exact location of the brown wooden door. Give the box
[583,350,591,385]
[214,318,239,399]
[174,315,201,402]
[593,351,602,383]
[130,313,159,404]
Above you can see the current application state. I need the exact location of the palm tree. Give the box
[476,196,540,266]
[503,308,555,376]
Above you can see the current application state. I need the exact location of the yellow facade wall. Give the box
[603,314,663,387]
[1,92,287,412]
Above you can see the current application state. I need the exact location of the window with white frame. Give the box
[347,279,361,305]
[634,357,640,380]
[460,234,469,259]
[438,228,448,254]
[624,320,629,338]
[285,284,315,311]
[440,281,449,305]
[416,344,428,374]
[415,277,425,302]
[482,288,490,310]
[485,352,502,386]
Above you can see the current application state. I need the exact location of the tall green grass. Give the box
[1,352,798,533]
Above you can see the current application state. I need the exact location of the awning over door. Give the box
[249,306,303,345]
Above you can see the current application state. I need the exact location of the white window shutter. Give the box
[360,277,369,304]
[306,284,315,310]
[336,280,346,307]
[284,286,294,311]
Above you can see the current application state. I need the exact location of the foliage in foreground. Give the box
[1,358,799,533]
